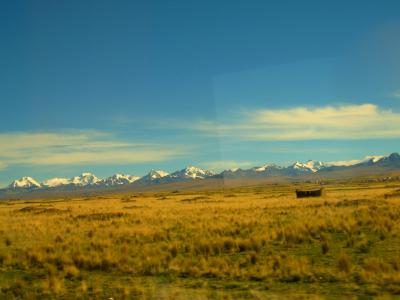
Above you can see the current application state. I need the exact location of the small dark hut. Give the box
[295,188,323,198]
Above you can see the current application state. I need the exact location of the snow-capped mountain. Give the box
[327,156,384,167]
[135,170,169,184]
[288,160,326,173]
[70,173,101,186]
[9,177,41,189]
[148,170,169,179]
[363,156,385,164]
[42,178,70,187]
[101,174,140,186]
[169,166,214,179]
[218,161,316,178]
[42,174,102,188]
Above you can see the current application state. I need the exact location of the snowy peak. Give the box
[365,156,385,163]
[253,164,282,172]
[134,169,169,184]
[289,160,326,173]
[304,160,326,172]
[102,174,140,186]
[146,170,169,180]
[70,172,100,186]
[9,177,41,189]
[327,155,385,167]
[170,166,214,179]
[42,178,70,187]
[357,155,385,165]
[289,161,311,173]
[149,170,169,179]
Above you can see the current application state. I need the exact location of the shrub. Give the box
[4,237,11,247]
[169,243,178,258]
[64,265,80,279]
[321,240,329,254]
[248,251,258,264]
[337,252,352,273]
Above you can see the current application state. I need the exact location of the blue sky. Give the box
[1,0,400,186]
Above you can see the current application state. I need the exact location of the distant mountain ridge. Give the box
[8,172,139,190]
[3,153,400,194]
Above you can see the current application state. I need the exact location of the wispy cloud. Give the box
[203,160,255,172]
[393,91,400,98]
[0,130,188,169]
[194,103,400,141]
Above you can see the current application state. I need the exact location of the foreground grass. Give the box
[0,181,400,299]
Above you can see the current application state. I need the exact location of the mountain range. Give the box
[2,153,400,195]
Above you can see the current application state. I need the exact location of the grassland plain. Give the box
[0,181,400,299]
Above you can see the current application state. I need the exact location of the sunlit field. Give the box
[1,180,400,299]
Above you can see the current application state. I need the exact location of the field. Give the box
[1,180,400,299]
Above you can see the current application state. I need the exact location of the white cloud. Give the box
[203,160,255,172]
[194,103,400,141]
[0,130,188,167]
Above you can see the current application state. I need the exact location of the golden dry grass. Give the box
[0,181,400,299]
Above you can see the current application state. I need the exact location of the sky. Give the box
[1,0,400,186]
